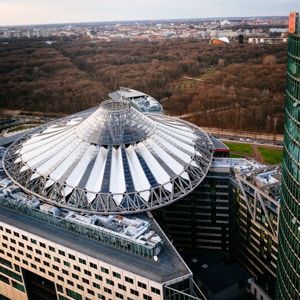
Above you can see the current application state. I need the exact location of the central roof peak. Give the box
[76,98,157,146]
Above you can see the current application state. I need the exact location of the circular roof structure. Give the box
[3,97,214,214]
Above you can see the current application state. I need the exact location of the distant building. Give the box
[248,37,287,44]
[209,37,230,44]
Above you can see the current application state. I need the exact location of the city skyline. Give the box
[0,0,298,27]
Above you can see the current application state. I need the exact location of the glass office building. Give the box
[275,12,300,300]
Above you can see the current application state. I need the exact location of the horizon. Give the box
[0,15,289,28]
[0,0,297,27]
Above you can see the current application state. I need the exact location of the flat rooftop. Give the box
[109,87,163,114]
[0,199,191,284]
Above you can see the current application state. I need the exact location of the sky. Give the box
[0,0,299,26]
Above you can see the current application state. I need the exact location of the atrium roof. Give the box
[3,93,214,214]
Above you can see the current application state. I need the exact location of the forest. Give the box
[0,37,287,133]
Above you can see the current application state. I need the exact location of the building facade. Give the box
[0,201,195,300]
[153,159,231,255]
[275,11,300,300]
[230,162,280,297]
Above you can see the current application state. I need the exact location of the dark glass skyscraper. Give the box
[275,12,300,300]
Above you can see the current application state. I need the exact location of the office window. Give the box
[0,274,9,284]
[77,284,84,291]
[106,279,114,286]
[0,257,12,268]
[118,283,126,291]
[34,257,41,263]
[22,259,28,265]
[90,262,97,269]
[39,267,46,273]
[64,261,70,267]
[5,229,11,234]
[151,287,160,295]
[74,265,81,272]
[93,282,101,289]
[54,257,60,263]
[45,253,51,259]
[84,269,91,276]
[40,242,46,248]
[35,249,42,255]
[53,265,59,271]
[82,278,89,284]
[44,261,50,267]
[57,284,63,292]
[57,275,64,282]
[2,236,8,240]
[12,281,25,292]
[13,232,19,237]
[79,258,86,265]
[48,271,55,277]
[66,288,82,300]
[138,282,147,289]
[104,287,111,294]
[18,242,24,248]
[30,263,37,269]
[101,266,109,274]
[10,238,16,244]
[27,245,33,251]
[30,238,37,244]
[49,246,55,252]
[14,256,20,262]
[14,264,20,272]
[113,271,121,279]
[125,276,134,284]
[62,269,69,275]
[72,274,79,280]
[58,250,65,256]
[95,274,103,281]
[143,295,152,300]
[68,254,76,260]
[21,235,28,241]
[87,289,94,296]
[67,279,74,286]
[130,289,139,296]
[115,292,124,299]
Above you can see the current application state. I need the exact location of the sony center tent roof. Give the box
[3,96,214,214]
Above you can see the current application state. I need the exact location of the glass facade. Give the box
[153,174,230,255]
[275,12,300,300]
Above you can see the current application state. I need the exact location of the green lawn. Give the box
[223,142,254,155]
[258,147,283,165]
[229,153,245,158]
[224,141,283,165]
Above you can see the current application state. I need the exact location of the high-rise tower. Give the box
[275,12,300,300]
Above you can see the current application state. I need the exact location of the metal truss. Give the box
[235,171,280,240]
[3,131,213,215]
